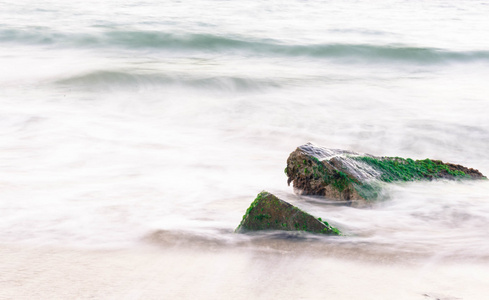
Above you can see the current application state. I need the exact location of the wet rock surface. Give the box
[286,143,486,201]
[236,191,341,235]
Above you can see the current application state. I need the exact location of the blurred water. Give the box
[0,0,489,265]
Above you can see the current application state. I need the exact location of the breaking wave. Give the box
[55,70,282,91]
[3,27,489,64]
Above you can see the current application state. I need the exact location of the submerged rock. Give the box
[235,191,341,235]
[286,143,486,201]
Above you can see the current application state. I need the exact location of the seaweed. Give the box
[354,156,470,182]
[236,192,341,235]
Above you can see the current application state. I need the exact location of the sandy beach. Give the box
[1,242,488,300]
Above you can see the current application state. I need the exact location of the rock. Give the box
[286,143,486,201]
[235,191,341,235]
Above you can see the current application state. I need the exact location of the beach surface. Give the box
[2,243,489,300]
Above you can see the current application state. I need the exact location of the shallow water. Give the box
[1,0,489,298]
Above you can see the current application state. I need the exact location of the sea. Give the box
[1,0,489,299]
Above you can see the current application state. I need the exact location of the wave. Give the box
[55,70,282,92]
[3,27,489,64]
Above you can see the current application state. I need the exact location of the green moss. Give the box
[318,217,342,235]
[329,227,341,235]
[254,214,271,221]
[354,182,381,200]
[331,170,351,192]
[308,157,357,193]
[240,192,265,222]
[355,156,470,182]
[236,191,341,236]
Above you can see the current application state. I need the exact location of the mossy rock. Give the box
[235,191,341,235]
[286,143,486,201]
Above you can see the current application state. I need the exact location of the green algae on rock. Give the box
[286,143,486,202]
[235,191,341,235]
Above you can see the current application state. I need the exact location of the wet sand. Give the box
[1,243,488,300]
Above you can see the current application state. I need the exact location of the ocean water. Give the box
[1,0,489,298]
